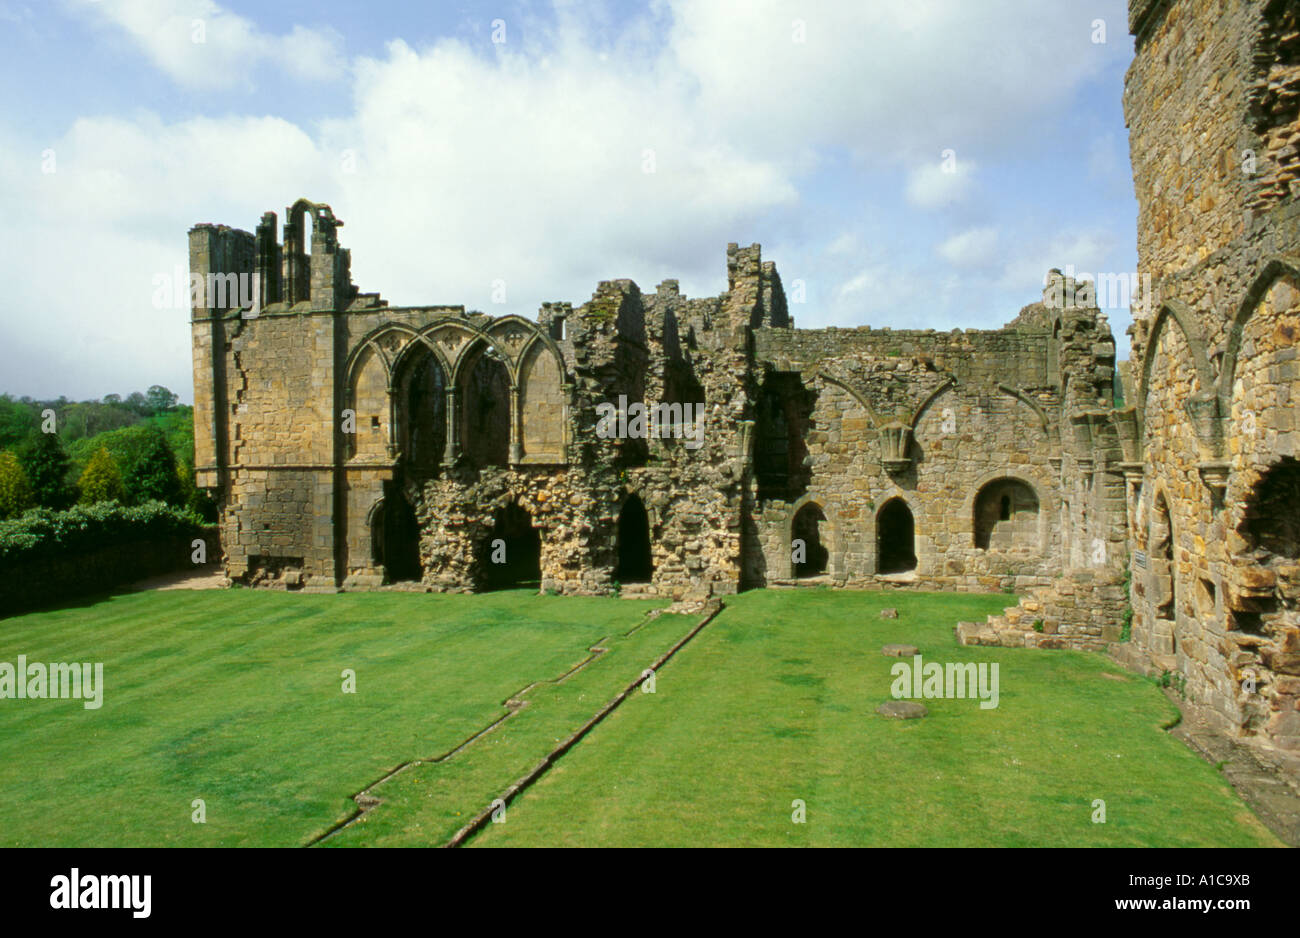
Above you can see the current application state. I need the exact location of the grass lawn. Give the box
[0,588,673,847]
[469,589,1282,847]
[0,587,1280,847]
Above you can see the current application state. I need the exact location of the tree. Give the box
[0,395,39,450]
[124,427,182,506]
[19,431,73,509]
[145,385,179,415]
[0,451,33,519]
[124,391,149,416]
[78,447,127,504]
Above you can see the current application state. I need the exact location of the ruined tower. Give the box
[1122,0,1300,757]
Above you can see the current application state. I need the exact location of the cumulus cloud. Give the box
[937,226,999,268]
[69,0,344,89]
[2,0,1132,398]
[905,157,978,210]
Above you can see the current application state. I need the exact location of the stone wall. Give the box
[1122,0,1300,759]
[190,202,1122,621]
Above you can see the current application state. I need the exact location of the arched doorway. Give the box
[616,495,653,583]
[375,489,421,582]
[791,503,829,577]
[877,498,916,574]
[483,503,541,591]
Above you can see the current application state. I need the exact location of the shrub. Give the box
[19,431,74,509]
[0,452,33,519]
[0,500,203,566]
[78,447,127,504]
[124,428,182,506]
[177,461,218,522]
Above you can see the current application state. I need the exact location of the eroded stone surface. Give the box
[882,644,918,657]
[877,701,928,719]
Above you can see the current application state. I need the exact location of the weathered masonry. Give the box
[190,201,1123,606]
[1099,0,1300,760]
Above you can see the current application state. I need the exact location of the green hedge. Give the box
[0,500,204,566]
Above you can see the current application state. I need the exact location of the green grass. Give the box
[469,589,1281,847]
[0,588,668,847]
[0,587,1281,848]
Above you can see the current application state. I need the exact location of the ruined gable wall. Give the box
[750,323,1076,590]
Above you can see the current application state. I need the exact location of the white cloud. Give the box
[905,156,978,209]
[667,0,1122,164]
[937,226,999,268]
[69,0,344,89]
[0,0,1131,398]
[997,230,1121,296]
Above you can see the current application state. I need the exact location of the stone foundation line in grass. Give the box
[310,601,723,848]
[444,600,725,848]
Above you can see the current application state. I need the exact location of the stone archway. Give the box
[374,488,421,583]
[791,502,829,577]
[460,344,512,469]
[615,494,653,584]
[483,502,541,591]
[973,478,1041,551]
[877,498,916,574]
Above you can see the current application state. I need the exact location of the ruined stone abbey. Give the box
[190,0,1300,762]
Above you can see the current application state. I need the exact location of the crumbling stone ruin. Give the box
[187,0,1300,769]
[1101,0,1300,762]
[190,202,1123,610]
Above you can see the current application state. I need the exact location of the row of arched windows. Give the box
[789,477,1043,578]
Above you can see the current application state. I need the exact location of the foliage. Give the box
[78,447,127,504]
[177,461,218,522]
[0,395,40,450]
[0,451,33,519]
[0,500,202,565]
[145,385,179,414]
[19,431,74,509]
[124,428,183,506]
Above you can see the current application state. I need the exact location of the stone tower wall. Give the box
[1124,0,1300,756]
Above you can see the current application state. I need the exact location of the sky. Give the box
[0,0,1138,403]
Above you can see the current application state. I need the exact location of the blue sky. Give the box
[0,0,1137,402]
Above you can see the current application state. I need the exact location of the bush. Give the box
[124,428,182,506]
[0,500,203,566]
[20,432,74,509]
[0,451,33,519]
[78,447,127,504]
[177,461,218,522]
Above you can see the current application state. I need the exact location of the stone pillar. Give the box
[509,382,523,464]
[443,386,460,464]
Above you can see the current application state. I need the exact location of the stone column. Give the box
[509,382,523,464]
[443,386,460,464]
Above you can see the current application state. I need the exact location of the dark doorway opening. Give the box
[376,489,422,582]
[616,495,653,583]
[877,498,916,574]
[484,503,541,591]
[791,503,829,577]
